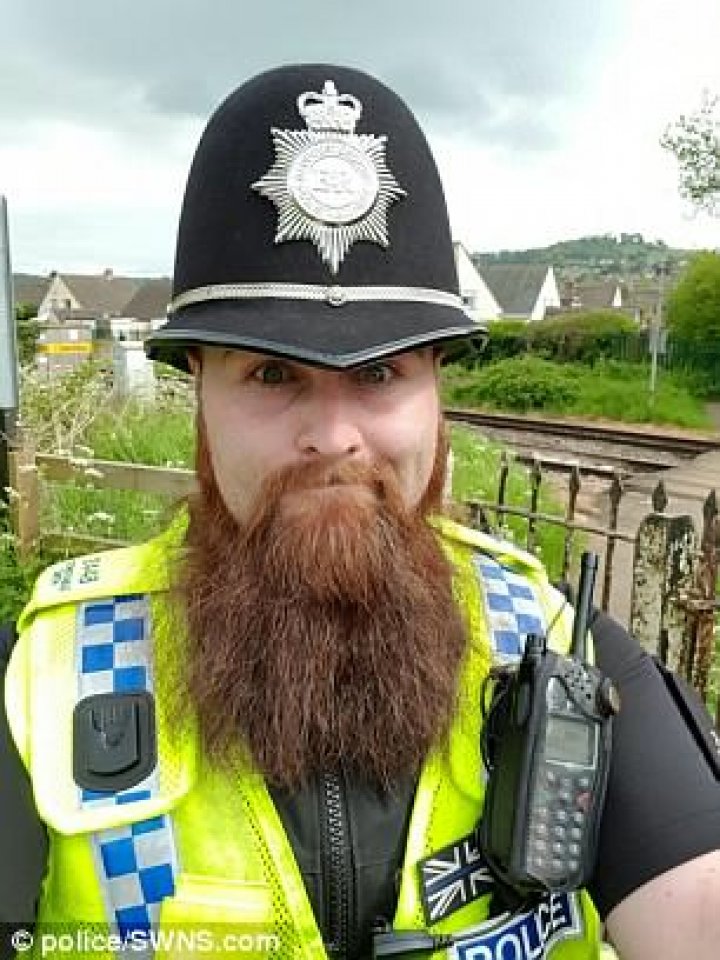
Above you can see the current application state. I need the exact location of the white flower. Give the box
[88,512,115,524]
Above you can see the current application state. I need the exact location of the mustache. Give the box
[198,455,411,612]
[244,456,390,524]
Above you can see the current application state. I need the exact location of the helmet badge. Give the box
[252,80,406,274]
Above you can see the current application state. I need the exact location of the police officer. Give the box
[2,64,720,960]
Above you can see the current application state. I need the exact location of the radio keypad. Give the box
[528,765,591,875]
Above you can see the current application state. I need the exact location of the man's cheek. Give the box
[386,458,421,506]
[210,458,251,520]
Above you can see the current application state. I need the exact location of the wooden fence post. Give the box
[629,481,697,670]
[8,445,40,557]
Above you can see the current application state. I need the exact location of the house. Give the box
[474,263,561,322]
[621,279,669,328]
[37,269,143,324]
[95,277,172,350]
[452,243,501,325]
[12,274,49,313]
[560,279,624,311]
[121,277,172,328]
[35,270,146,377]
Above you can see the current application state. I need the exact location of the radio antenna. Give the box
[571,551,599,661]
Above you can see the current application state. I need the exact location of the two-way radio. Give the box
[479,552,620,896]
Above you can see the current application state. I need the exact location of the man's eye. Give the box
[252,363,289,385]
[357,364,394,385]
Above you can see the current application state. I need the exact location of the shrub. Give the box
[0,527,56,626]
[531,311,636,339]
[527,312,637,365]
[443,356,581,412]
[461,311,639,368]
[483,320,529,364]
[19,360,195,464]
[19,360,115,454]
[442,357,711,427]
[666,252,720,344]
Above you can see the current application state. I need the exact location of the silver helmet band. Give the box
[169,282,468,314]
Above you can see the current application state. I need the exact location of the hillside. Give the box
[472,233,696,280]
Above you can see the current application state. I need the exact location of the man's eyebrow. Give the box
[221,349,256,365]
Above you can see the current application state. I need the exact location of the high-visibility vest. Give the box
[6,514,605,959]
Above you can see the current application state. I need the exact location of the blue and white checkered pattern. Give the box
[473,554,546,663]
[77,594,151,699]
[90,817,176,939]
[76,595,178,945]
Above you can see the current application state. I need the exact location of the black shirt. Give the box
[2,614,720,957]
[0,625,48,925]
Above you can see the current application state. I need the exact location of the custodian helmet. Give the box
[145,63,486,371]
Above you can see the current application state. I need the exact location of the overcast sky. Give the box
[3,0,719,276]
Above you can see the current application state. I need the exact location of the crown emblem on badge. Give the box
[252,80,406,274]
[298,84,362,133]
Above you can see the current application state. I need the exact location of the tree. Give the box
[665,252,720,343]
[661,92,720,215]
[15,304,40,367]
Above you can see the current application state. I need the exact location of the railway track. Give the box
[444,408,720,476]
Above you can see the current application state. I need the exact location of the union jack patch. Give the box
[419,830,495,923]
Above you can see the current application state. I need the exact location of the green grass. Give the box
[568,364,712,427]
[18,362,196,465]
[32,389,198,548]
[85,394,195,467]
[24,387,197,551]
[40,485,181,544]
[449,424,583,581]
[0,524,57,626]
[442,357,713,429]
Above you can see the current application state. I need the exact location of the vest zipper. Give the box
[321,768,354,960]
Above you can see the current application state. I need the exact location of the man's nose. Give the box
[296,382,365,458]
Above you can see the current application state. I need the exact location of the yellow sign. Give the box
[37,342,93,355]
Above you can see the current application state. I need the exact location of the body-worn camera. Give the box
[479,552,620,896]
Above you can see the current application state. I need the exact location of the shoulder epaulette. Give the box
[430,514,546,577]
[17,513,187,633]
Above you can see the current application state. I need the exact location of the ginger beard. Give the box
[179,417,467,789]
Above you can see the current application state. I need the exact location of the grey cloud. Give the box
[4,0,624,153]
[10,205,174,276]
